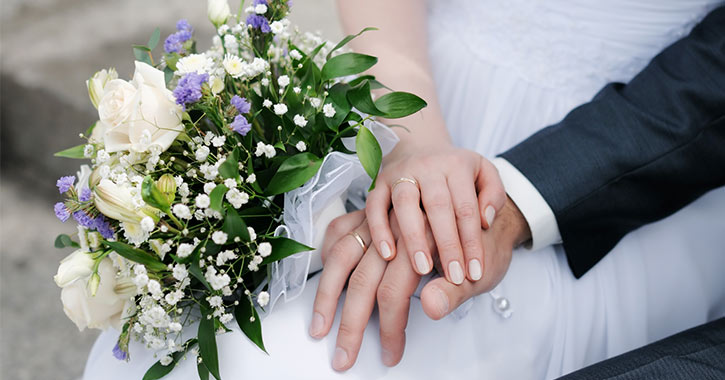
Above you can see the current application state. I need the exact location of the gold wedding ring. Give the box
[391,177,418,191]
[349,231,367,252]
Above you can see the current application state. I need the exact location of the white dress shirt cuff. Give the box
[492,157,562,250]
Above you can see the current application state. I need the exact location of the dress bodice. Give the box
[428,0,722,96]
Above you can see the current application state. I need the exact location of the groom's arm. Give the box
[498,5,725,278]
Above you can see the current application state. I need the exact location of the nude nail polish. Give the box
[448,261,464,284]
[380,241,392,259]
[309,312,324,338]
[414,251,430,274]
[332,347,348,371]
[485,205,496,227]
[469,259,482,281]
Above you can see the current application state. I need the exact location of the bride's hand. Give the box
[366,140,507,284]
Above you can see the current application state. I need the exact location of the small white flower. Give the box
[204,182,217,194]
[147,279,162,299]
[277,75,290,88]
[140,216,155,232]
[176,243,196,258]
[96,149,111,164]
[224,178,237,189]
[254,142,276,158]
[212,231,228,245]
[211,135,226,147]
[195,194,211,209]
[254,4,268,14]
[165,290,183,305]
[309,97,322,108]
[172,204,192,220]
[258,242,272,257]
[208,296,223,307]
[169,322,183,332]
[289,49,303,60]
[246,174,256,183]
[178,183,190,197]
[218,25,230,35]
[223,34,238,51]
[270,20,285,35]
[160,356,173,366]
[83,144,95,158]
[223,54,245,78]
[257,291,270,307]
[323,103,336,118]
[176,54,214,75]
[263,99,273,108]
[273,103,288,115]
[220,313,234,324]
[293,87,301,94]
[172,264,188,281]
[296,141,307,151]
[293,114,308,127]
[247,227,257,241]
[225,188,249,209]
[195,145,210,161]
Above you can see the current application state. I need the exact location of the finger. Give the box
[418,176,465,284]
[321,210,366,263]
[377,238,420,366]
[475,157,507,229]
[332,246,387,371]
[390,179,432,276]
[366,184,396,261]
[311,219,371,339]
[420,276,481,321]
[448,170,485,282]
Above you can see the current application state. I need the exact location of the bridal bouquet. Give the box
[51,1,424,379]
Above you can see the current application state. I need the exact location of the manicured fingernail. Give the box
[432,286,449,316]
[380,241,392,259]
[309,312,324,338]
[448,261,464,284]
[414,251,430,274]
[485,205,496,227]
[332,347,349,371]
[469,259,482,281]
[381,348,395,366]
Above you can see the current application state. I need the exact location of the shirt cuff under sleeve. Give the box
[492,157,562,250]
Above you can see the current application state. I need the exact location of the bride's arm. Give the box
[337,1,507,284]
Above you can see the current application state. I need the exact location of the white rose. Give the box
[87,68,118,109]
[208,0,231,27]
[54,249,95,288]
[60,257,127,331]
[101,61,183,153]
[309,196,347,273]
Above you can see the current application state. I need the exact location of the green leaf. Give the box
[321,53,378,82]
[54,234,78,249]
[375,91,428,119]
[147,28,161,51]
[355,126,382,190]
[189,257,212,291]
[197,362,210,380]
[142,339,197,380]
[141,176,170,213]
[134,47,152,65]
[54,144,87,159]
[198,310,221,380]
[85,121,98,137]
[324,83,351,131]
[265,153,323,195]
[327,27,378,60]
[347,81,384,116]
[222,206,250,242]
[209,184,229,213]
[219,148,241,179]
[261,236,314,265]
[103,240,167,272]
[306,41,327,61]
[235,299,267,353]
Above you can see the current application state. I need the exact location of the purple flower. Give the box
[173,73,209,107]
[94,217,115,239]
[231,115,252,136]
[164,20,194,54]
[231,95,251,114]
[253,0,268,5]
[73,211,95,228]
[54,202,70,222]
[246,14,271,33]
[56,176,75,194]
[79,188,92,202]
[176,19,193,33]
[112,342,128,361]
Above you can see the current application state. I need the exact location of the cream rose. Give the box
[54,249,95,288]
[208,0,231,27]
[59,257,126,331]
[100,61,183,153]
[87,68,118,109]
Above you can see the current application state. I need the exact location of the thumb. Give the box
[420,277,482,320]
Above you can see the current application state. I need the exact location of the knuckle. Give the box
[379,329,404,345]
[326,217,347,236]
[336,322,361,341]
[347,269,373,293]
[455,202,477,220]
[377,283,401,305]
[425,192,450,211]
[438,239,461,256]
[328,245,355,267]
[391,187,418,204]
[461,237,482,255]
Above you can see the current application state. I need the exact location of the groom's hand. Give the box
[420,197,530,320]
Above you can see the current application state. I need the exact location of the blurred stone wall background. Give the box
[0,1,341,379]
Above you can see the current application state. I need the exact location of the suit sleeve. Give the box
[500,5,725,278]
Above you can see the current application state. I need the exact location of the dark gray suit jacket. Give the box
[501,6,725,278]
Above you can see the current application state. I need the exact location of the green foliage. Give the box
[54,234,78,249]
[141,176,171,213]
[222,206,250,242]
[209,184,229,213]
[103,240,167,272]
[261,236,314,265]
[356,126,383,190]
[321,52,378,81]
[374,92,428,118]
[235,298,267,353]
[54,144,87,159]
[326,27,378,60]
[198,309,222,380]
[265,153,323,195]
[142,339,197,380]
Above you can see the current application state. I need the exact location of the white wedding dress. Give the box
[84,1,725,379]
